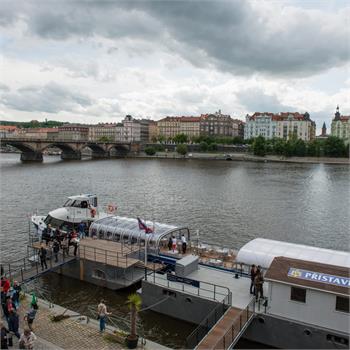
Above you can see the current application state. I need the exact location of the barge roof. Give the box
[265,256,350,296]
[236,238,350,269]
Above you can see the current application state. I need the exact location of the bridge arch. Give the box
[1,140,36,153]
[107,144,130,157]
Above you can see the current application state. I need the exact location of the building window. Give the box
[335,296,349,313]
[290,286,306,303]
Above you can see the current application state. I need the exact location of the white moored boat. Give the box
[31,194,111,233]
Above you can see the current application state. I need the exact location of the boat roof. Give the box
[265,256,350,296]
[89,216,187,244]
[68,194,96,201]
[236,238,350,269]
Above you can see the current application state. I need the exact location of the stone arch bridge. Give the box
[0,138,141,162]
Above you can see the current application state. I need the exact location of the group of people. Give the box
[1,276,37,349]
[37,224,87,270]
[250,264,265,301]
[167,234,187,254]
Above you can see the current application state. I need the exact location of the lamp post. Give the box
[144,236,148,281]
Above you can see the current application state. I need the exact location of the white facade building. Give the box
[88,124,117,141]
[331,107,350,143]
[115,115,141,142]
[244,112,316,141]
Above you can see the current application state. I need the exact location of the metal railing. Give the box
[186,299,230,349]
[147,271,231,304]
[211,297,256,350]
[79,245,131,268]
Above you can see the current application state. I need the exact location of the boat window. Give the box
[335,296,349,313]
[106,231,113,240]
[63,199,73,207]
[92,269,106,280]
[290,286,306,303]
[43,215,65,228]
[98,229,105,239]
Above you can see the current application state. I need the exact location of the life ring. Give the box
[107,204,116,214]
[90,208,97,218]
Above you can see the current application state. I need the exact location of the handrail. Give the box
[211,297,256,350]
[148,271,231,305]
[186,300,229,349]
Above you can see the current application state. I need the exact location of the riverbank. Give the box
[132,152,350,165]
[11,294,169,350]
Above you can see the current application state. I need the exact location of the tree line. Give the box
[251,136,349,158]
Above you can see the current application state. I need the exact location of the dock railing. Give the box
[211,297,256,350]
[147,271,231,304]
[185,297,230,349]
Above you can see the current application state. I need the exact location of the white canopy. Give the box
[236,238,350,269]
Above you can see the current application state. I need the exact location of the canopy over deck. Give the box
[236,238,350,269]
[89,216,189,249]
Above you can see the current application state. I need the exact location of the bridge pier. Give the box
[91,151,110,159]
[20,151,43,162]
[61,151,81,160]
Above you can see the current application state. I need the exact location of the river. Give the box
[0,153,349,347]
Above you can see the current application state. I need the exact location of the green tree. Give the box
[157,135,166,143]
[324,136,346,157]
[144,146,156,156]
[294,139,306,157]
[273,138,285,155]
[126,293,142,343]
[176,143,188,155]
[252,136,266,156]
[199,141,208,152]
[208,143,218,152]
[98,136,111,142]
[173,133,188,144]
[307,140,322,157]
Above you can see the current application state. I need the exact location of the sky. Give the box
[0,0,349,133]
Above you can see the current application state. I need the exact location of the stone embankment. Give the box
[131,152,350,165]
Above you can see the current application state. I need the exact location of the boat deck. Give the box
[187,265,257,309]
[79,239,140,268]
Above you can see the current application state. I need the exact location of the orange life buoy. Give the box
[90,208,96,218]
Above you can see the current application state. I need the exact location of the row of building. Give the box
[1,107,349,143]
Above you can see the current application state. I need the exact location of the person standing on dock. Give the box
[97,300,111,333]
[78,222,86,239]
[52,239,60,263]
[167,237,172,251]
[254,267,264,301]
[250,265,257,295]
[8,310,20,339]
[181,234,187,254]
[0,322,9,349]
[12,281,21,309]
[38,245,47,271]
[171,236,177,253]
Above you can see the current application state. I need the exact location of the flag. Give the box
[137,217,153,233]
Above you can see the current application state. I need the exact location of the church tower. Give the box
[334,105,341,121]
[321,122,327,136]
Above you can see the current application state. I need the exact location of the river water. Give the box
[1,153,349,347]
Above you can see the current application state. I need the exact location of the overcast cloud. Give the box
[0,0,349,132]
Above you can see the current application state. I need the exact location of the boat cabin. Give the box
[63,194,98,209]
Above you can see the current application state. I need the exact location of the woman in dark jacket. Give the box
[8,310,20,339]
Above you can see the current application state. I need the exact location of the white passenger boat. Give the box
[31,194,111,233]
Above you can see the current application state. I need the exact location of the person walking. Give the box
[254,269,264,301]
[24,303,38,331]
[19,329,37,350]
[38,245,47,271]
[0,322,9,349]
[181,234,187,254]
[78,222,86,239]
[8,310,20,339]
[62,235,69,256]
[250,265,257,295]
[97,299,111,333]
[52,239,60,263]
[12,281,21,309]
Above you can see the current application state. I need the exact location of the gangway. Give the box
[2,248,76,284]
[195,298,255,350]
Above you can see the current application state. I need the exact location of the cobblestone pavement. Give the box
[16,299,123,350]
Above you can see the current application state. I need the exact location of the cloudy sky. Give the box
[1,0,349,132]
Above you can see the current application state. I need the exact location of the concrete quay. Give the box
[9,295,169,350]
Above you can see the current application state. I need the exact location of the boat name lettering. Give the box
[167,274,200,288]
[288,268,350,288]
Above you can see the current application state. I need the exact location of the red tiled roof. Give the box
[0,125,18,131]
[248,112,313,122]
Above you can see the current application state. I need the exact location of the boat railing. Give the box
[146,271,232,305]
[185,299,230,349]
[78,244,133,269]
